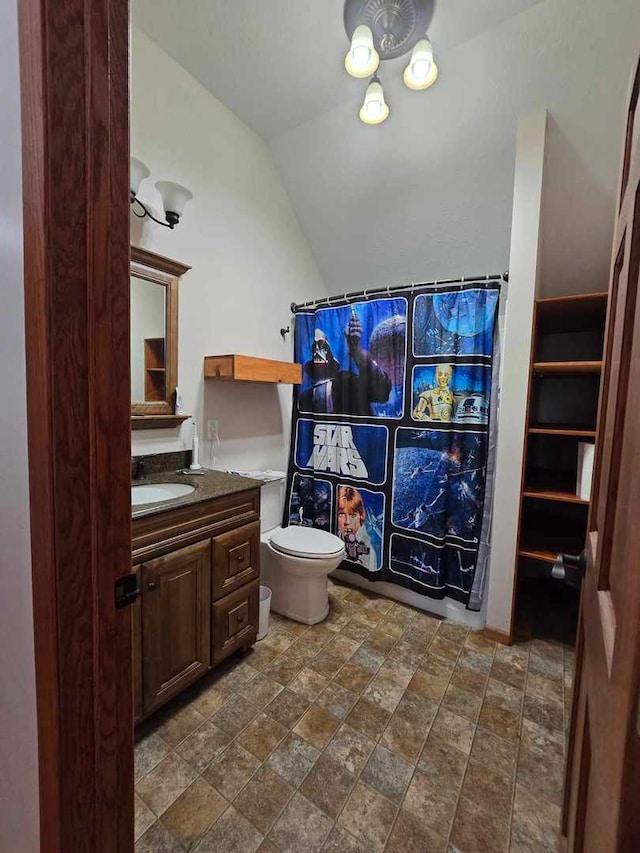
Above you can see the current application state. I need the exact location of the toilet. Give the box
[259,476,345,624]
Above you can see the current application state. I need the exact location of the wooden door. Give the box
[141,540,211,714]
[563,56,640,852]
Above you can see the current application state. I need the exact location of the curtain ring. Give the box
[386,285,391,296]
[363,289,368,300]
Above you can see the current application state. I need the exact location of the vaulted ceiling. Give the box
[133,0,545,141]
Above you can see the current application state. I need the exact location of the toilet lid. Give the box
[269,526,345,559]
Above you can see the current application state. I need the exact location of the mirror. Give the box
[130,246,191,427]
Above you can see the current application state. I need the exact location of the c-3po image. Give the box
[412,363,454,422]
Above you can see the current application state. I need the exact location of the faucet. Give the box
[132,457,146,481]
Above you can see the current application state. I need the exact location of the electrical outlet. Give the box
[207,418,219,440]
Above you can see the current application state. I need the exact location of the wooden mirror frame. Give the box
[130,246,191,429]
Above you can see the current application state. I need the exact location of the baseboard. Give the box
[483,625,512,645]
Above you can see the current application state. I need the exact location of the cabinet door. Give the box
[132,566,143,722]
[141,540,211,715]
[212,521,260,600]
[212,579,259,665]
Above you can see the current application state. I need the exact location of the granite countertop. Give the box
[131,467,263,519]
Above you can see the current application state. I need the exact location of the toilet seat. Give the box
[269,526,344,560]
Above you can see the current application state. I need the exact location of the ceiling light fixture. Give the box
[344,0,439,125]
[359,75,390,125]
[345,24,380,78]
[130,158,193,229]
[403,38,438,90]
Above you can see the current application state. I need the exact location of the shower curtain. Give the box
[285,281,500,610]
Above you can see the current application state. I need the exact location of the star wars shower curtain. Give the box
[285,281,500,609]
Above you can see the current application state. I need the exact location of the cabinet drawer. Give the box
[212,521,260,600]
[212,579,259,665]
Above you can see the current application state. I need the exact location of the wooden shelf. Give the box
[204,354,302,385]
[532,361,602,375]
[523,488,589,506]
[131,414,191,431]
[523,469,590,505]
[528,424,596,438]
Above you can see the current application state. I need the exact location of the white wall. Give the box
[487,113,547,637]
[130,28,328,469]
[268,0,640,299]
[0,2,40,850]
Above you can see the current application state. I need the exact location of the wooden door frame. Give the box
[19,0,133,849]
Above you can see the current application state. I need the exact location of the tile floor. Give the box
[134,578,577,852]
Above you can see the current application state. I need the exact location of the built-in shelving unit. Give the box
[144,337,166,402]
[515,292,607,576]
[204,354,302,384]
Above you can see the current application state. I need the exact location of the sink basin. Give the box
[132,482,196,506]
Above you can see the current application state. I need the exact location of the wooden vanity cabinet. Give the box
[140,540,211,715]
[132,487,261,722]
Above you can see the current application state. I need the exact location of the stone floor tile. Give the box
[160,778,227,851]
[442,683,483,722]
[203,743,261,801]
[269,792,333,853]
[517,719,566,806]
[325,634,361,660]
[363,674,405,712]
[325,723,376,775]
[135,753,198,817]
[308,650,345,680]
[197,805,263,853]
[389,639,424,667]
[191,684,229,718]
[420,652,456,680]
[346,696,391,739]
[377,659,416,688]
[407,669,448,703]
[212,694,260,737]
[429,636,461,662]
[134,821,182,853]
[437,620,469,645]
[430,707,476,755]
[264,688,310,729]
[469,729,518,779]
[418,734,468,790]
[367,630,399,655]
[340,620,373,642]
[450,795,510,853]
[478,698,522,743]
[394,690,439,731]
[134,733,170,784]
[236,712,288,760]
[523,693,565,736]
[385,808,448,853]
[240,672,284,708]
[233,765,294,834]
[175,720,231,773]
[450,664,489,697]
[458,646,494,675]
[464,631,497,655]
[134,793,155,842]
[377,619,405,641]
[461,757,514,823]
[262,655,305,687]
[512,783,562,852]
[490,657,527,691]
[293,704,341,749]
[266,732,320,787]
[485,677,524,715]
[300,753,355,818]
[361,744,413,804]
[380,713,425,763]
[322,824,366,853]
[315,681,358,719]
[288,667,330,701]
[404,770,458,838]
[333,662,373,694]
[155,705,205,748]
[528,653,563,684]
[351,643,386,673]
[338,781,398,853]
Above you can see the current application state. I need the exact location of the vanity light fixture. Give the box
[130,157,193,229]
[344,0,439,125]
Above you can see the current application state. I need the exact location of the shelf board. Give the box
[523,488,589,506]
[204,354,302,384]
[528,424,596,438]
[518,548,559,565]
[145,367,166,373]
[131,414,191,431]
[532,360,602,375]
[523,468,590,505]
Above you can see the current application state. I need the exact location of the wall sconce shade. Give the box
[130,158,150,197]
[403,38,439,90]
[359,76,389,125]
[129,159,193,230]
[345,25,379,78]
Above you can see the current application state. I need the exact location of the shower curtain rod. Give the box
[289,271,508,314]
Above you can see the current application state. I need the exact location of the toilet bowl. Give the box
[256,474,345,625]
[261,526,345,625]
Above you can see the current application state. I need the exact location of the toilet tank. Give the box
[260,477,287,533]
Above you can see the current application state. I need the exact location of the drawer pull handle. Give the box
[147,581,157,591]
[235,612,246,622]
